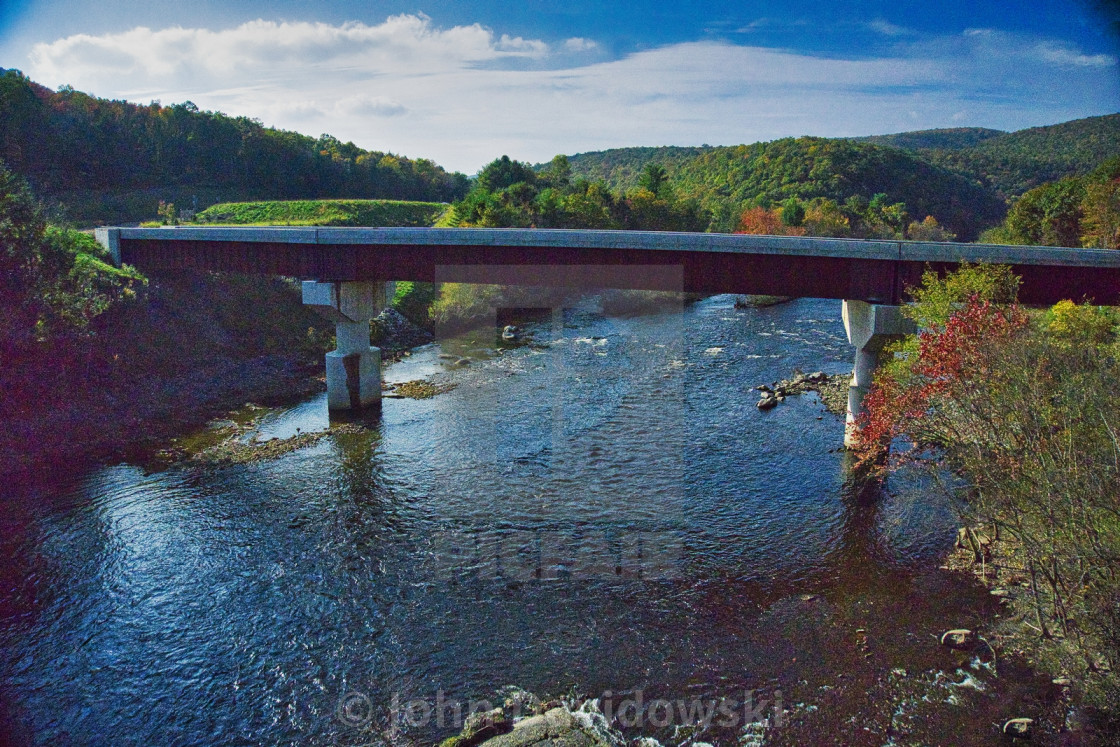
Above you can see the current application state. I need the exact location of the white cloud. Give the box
[564,37,599,52]
[867,19,912,36]
[24,16,1120,173]
[1034,41,1116,67]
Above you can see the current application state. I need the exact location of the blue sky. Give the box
[1,1,1117,172]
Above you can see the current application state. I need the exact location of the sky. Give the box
[1,1,1118,174]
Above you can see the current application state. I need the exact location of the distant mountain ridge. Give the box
[855,128,1007,151]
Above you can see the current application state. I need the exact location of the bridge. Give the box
[96,226,1120,444]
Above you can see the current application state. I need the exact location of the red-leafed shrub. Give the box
[851,264,1120,714]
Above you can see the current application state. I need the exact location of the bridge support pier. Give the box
[842,300,915,447]
[302,281,388,410]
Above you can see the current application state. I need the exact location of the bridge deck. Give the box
[97,226,1120,305]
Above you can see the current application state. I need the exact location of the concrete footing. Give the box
[303,280,389,411]
[842,300,916,447]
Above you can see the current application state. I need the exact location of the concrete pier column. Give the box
[302,281,387,410]
[842,300,915,447]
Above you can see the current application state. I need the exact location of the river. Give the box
[0,295,1059,745]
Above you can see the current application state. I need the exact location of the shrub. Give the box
[855,265,1120,712]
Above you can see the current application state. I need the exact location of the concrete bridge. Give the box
[96,226,1120,444]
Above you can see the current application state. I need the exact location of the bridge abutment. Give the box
[302,281,389,410]
[842,300,915,447]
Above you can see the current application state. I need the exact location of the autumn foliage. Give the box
[852,296,1028,465]
[851,264,1120,711]
[734,206,806,236]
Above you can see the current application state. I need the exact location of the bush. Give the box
[0,161,143,358]
[856,265,1120,713]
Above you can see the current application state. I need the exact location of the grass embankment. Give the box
[193,199,448,227]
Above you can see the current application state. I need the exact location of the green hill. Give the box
[559,115,1119,239]
[922,113,1120,197]
[565,137,1006,239]
[556,145,713,192]
[194,199,448,227]
[0,69,469,225]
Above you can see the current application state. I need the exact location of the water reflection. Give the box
[0,296,975,745]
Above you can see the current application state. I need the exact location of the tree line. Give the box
[0,69,469,222]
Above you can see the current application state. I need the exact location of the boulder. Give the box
[371,307,434,351]
[757,394,779,410]
[439,708,512,747]
[940,629,978,650]
[482,707,614,747]
[1002,717,1033,738]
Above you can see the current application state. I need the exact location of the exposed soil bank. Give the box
[0,271,334,485]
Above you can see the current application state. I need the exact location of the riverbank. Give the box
[0,271,338,483]
[0,272,449,483]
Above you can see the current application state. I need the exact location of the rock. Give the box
[757,394,779,410]
[940,629,978,650]
[503,688,541,717]
[502,325,519,340]
[371,307,433,351]
[482,706,614,747]
[735,295,794,308]
[438,708,512,747]
[1002,717,1033,738]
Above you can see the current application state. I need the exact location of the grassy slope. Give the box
[194,199,449,227]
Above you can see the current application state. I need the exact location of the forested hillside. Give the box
[560,146,713,192]
[0,69,469,224]
[922,114,1120,197]
[559,114,1119,239]
[557,138,1005,238]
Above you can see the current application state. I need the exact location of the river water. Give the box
[0,295,1059,745]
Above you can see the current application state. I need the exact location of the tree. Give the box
[0,161,142,357]
[1080,178,1120,248]
[1003,179,1087,247]
[540,154,572,189]
[906,215,956,242]
[637,163,668,197]
[780,197,805,227]
[477,155,537,192]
